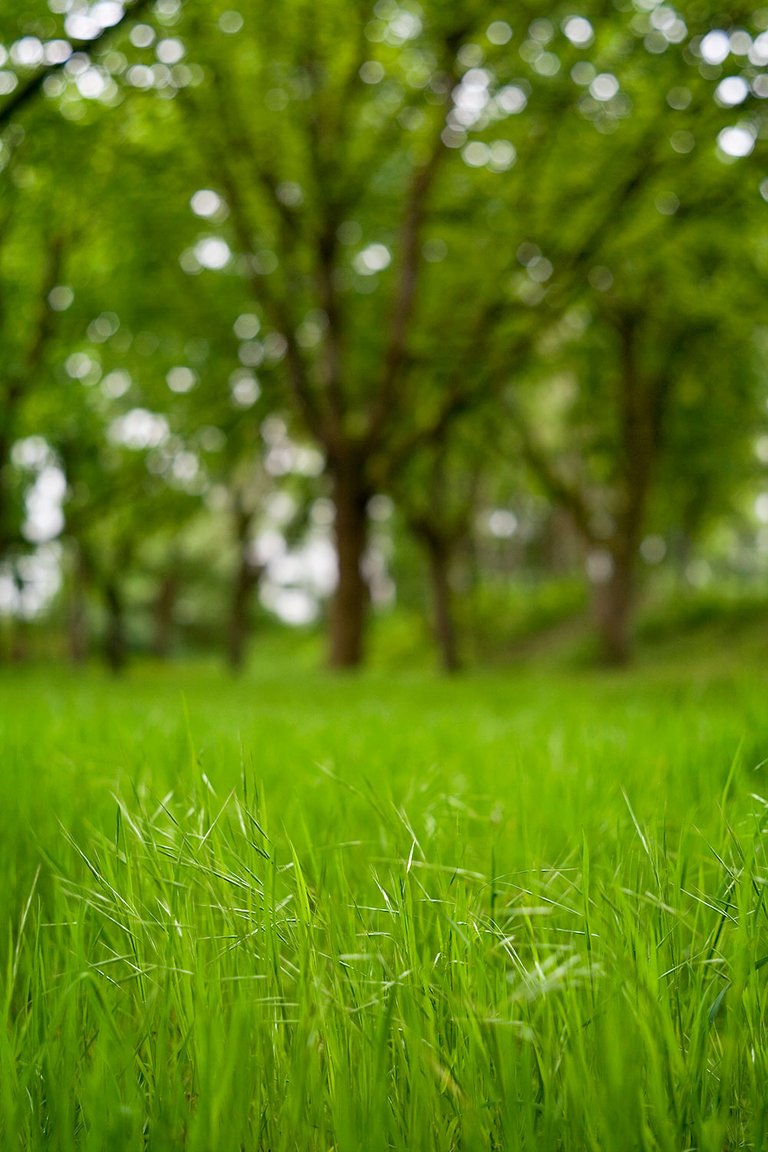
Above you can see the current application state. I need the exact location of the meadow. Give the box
[1,647,768,1150]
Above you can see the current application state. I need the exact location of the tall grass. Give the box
[1,661,767,1149]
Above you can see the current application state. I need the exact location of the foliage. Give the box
[0,0,767,667]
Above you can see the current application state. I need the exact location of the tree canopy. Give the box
[0,0,766,668]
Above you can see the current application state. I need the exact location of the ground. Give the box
[1,647,767,1149]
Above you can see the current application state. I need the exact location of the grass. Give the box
[1,654,768,1150]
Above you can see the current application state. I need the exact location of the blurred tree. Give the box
[0,152,63,567]
[508,183,760,662]
[157,0,542,666]
[394,417,494,672]
[1,0,766,671]
[471,0,768,662]
[0,0,152,129]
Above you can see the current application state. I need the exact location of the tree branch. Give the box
[363,22,477,453]
[373,290,525,484]
[370,137,446,435]
[199,67,344,447]
[0,0,154,129]
[506,395,596,544]
[218,154,327,438]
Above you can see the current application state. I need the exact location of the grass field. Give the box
[1,652,768,1150]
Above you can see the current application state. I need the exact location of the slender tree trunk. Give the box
[68,546,89,664]
[152,571,179,659]
[228,554,261,672]
[425,535,461,674]
[103,579,126,673]
[328,464,370,669]
[591,313,665,666]
[592,545,635,666]
[228,559,258,672]
[227,506,262,673]
[7,566,27,662]
[0,431,11,565]
[228,563,250,672]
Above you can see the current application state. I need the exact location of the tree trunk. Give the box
[152,571,179,660]
[68,546,89,664]
[103,579,126,673]
[590,313,665,667]
[328,466,370,669]
[228,564,249,672]
[228,555,261,672]
[0,431,11,566]
[425,535,461,674]
[8,566,27,663]
[227,505,262,673]
[592,546,635,666]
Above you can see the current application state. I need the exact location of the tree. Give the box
[2,0,766,671]
[0,150,64,566]
[160,0,549,666]
[0,0,153,130]
[393,412,499,673]
[477,2,768,662]
[509,196,760,662]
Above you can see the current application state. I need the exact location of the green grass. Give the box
[1,656,768,1150]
